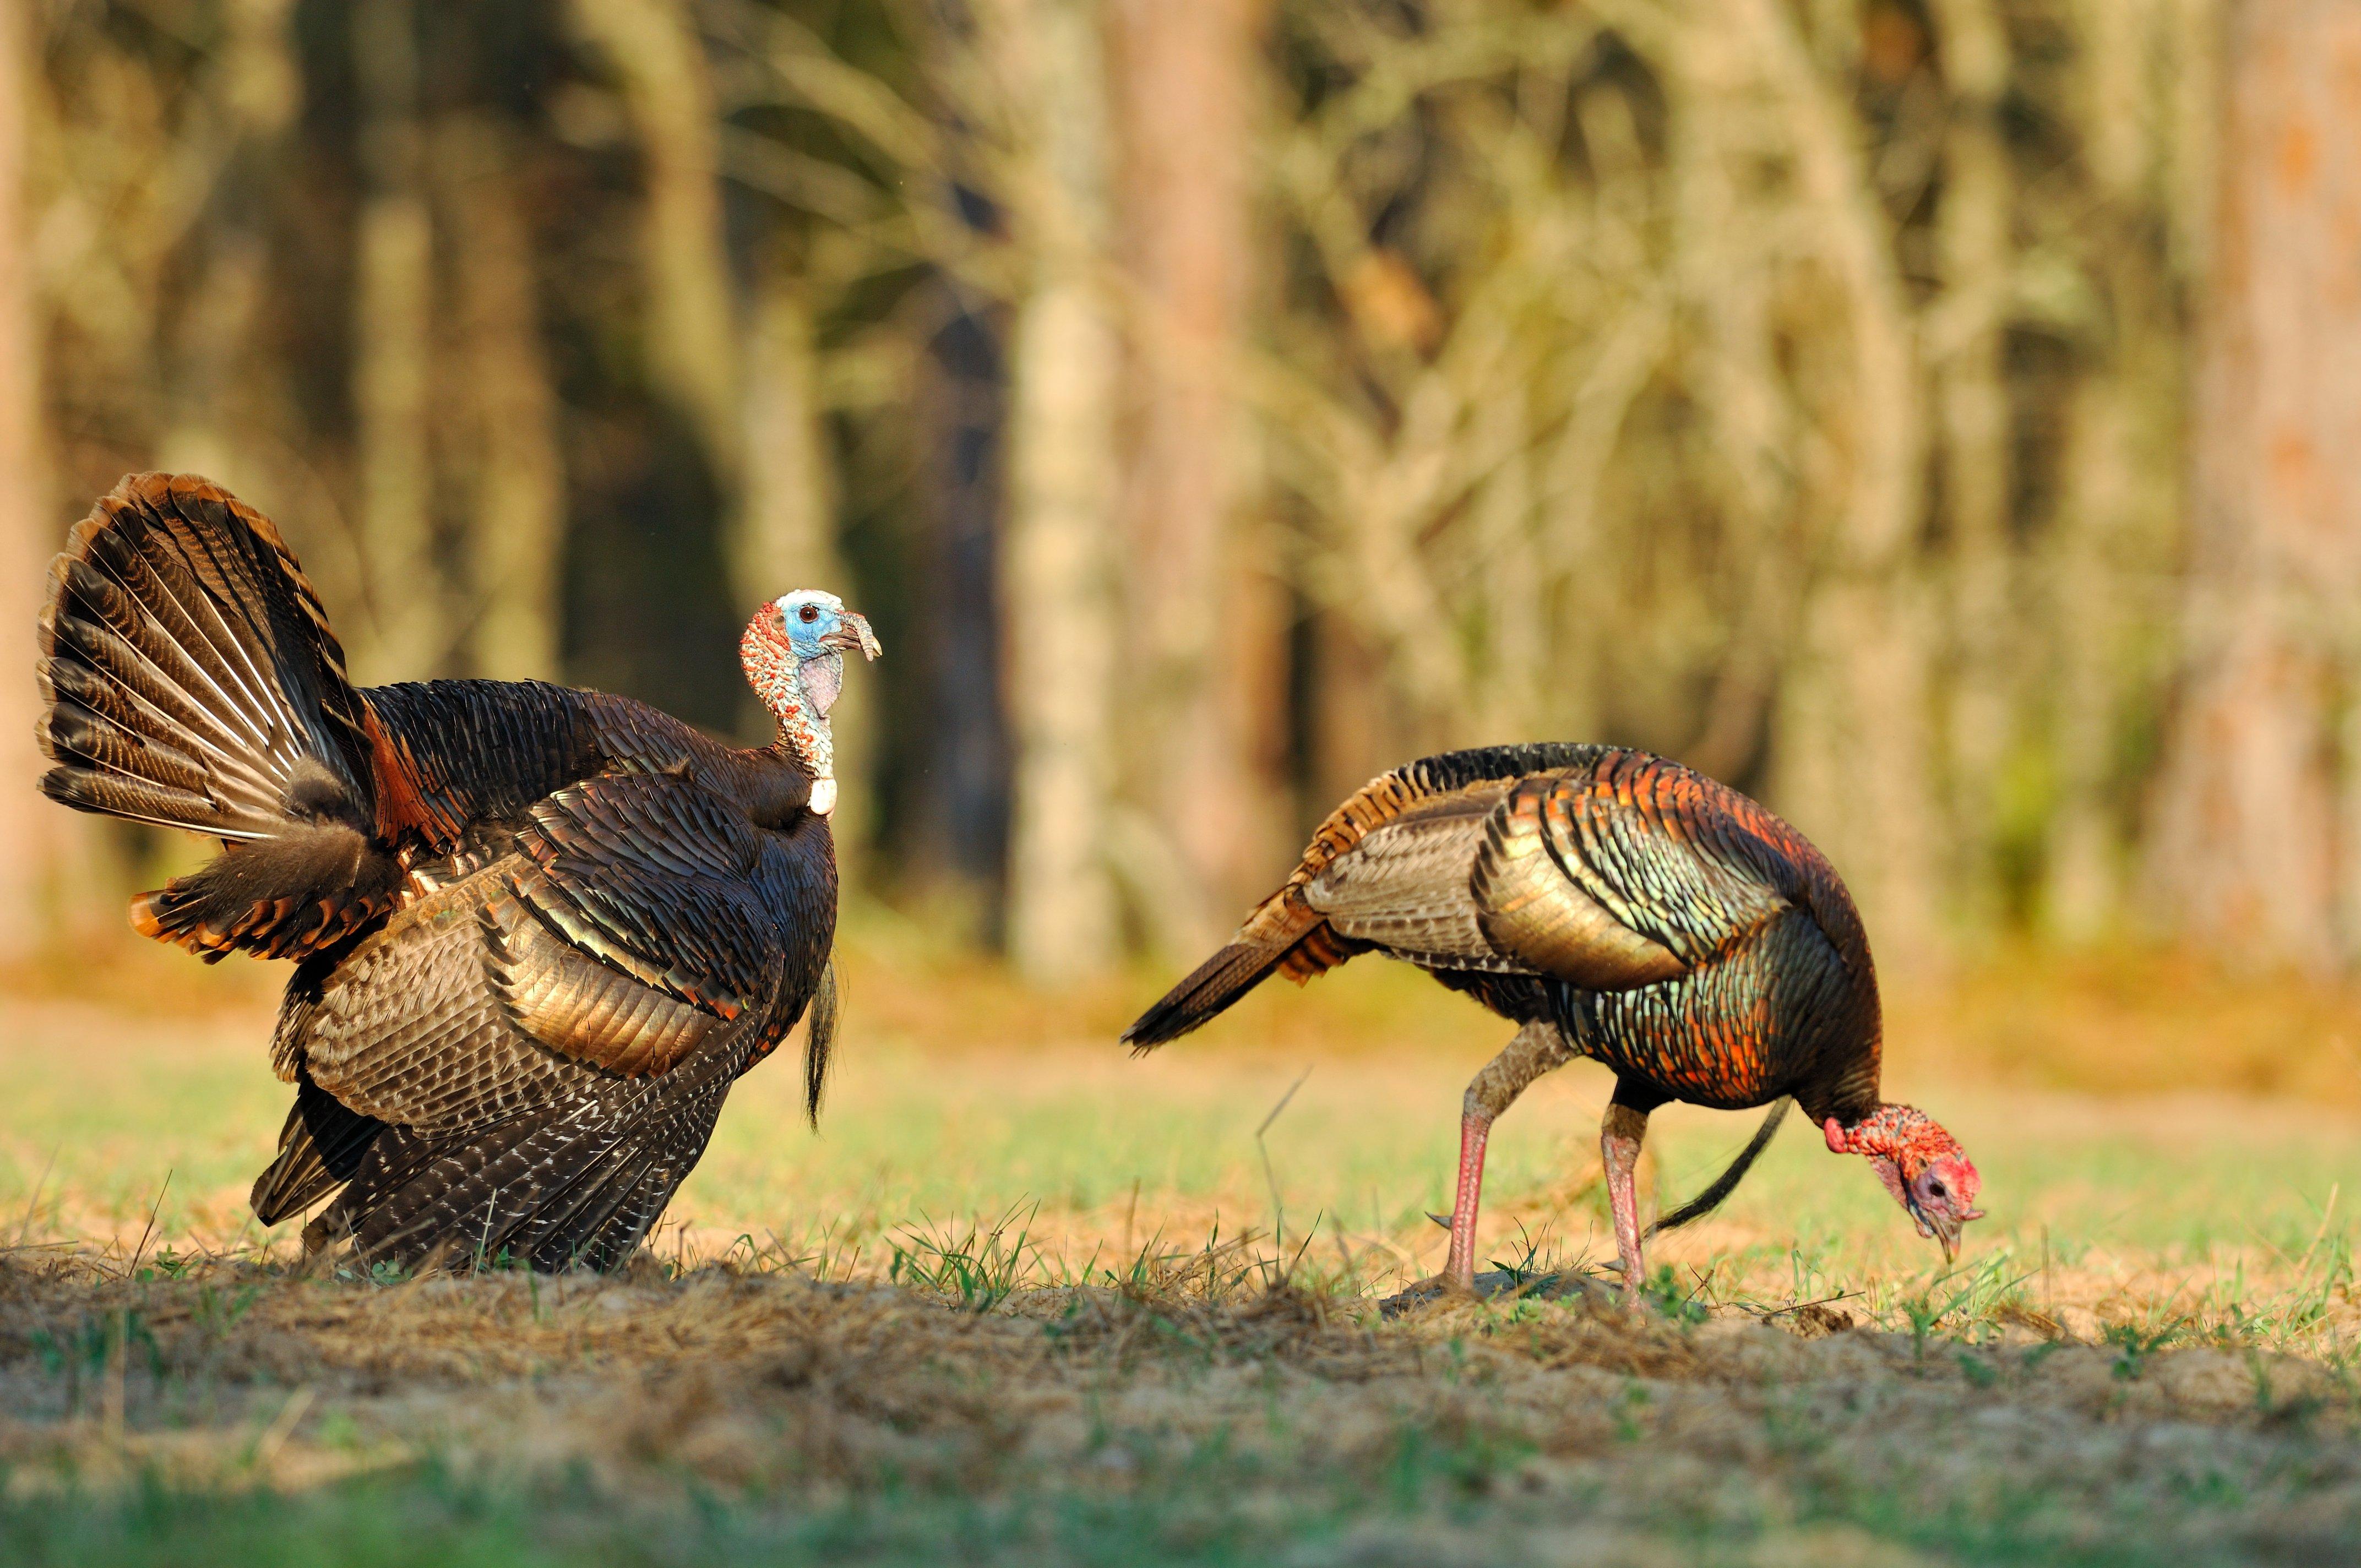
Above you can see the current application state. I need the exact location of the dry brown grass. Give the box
[7,935,2361,1562]
[3,1236,2357,1564]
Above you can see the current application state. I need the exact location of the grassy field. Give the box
[5,928,2361,1564]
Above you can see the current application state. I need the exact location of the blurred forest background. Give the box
[1,0,2357,987]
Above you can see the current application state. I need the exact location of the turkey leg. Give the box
[1600,1095,1651,1300]
[1444,1020,1573,1291]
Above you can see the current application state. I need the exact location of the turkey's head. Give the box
[741,589,882,815]
[1824,1105,1984,1264]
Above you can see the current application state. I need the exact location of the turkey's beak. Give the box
[1924,1206,1965,1266]
[822,612,881,661]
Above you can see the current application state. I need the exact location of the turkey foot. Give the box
[1379,1254,1623,1317]
[1415,1021,1567,1305]
[1375,1109,1494,1317]
[1385,1102,1627,1316]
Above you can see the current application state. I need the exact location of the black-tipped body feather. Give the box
[251,1072,389,1226]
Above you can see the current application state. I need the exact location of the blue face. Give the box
[773,590,881,665]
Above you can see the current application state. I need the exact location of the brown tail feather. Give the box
[37,473,375,841]
[38,476,408,960]
[1122,940,1294,1049]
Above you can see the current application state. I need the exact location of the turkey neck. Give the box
[700,739,825,833]
[1787,1011,1885,1130]
[692,644,842,830]
[737,611,843,808]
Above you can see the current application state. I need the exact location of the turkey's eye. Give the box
[1927,1180,1947,1200]
[798,605,820,624]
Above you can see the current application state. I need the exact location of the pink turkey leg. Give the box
[1601,1102,1649,1299]
[1443,1109,1492,1291]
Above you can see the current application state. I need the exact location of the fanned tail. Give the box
[36,474,402,960]
[37,472,374,836]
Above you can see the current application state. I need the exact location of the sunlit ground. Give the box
[9,925,2359,1331]
[5,925,2360,1564]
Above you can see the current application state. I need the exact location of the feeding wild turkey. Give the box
[1125,743,1982,1299]
[35,474,878,1272]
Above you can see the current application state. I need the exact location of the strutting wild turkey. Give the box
[35,474,879,1272]
[1125,744,1982,1299]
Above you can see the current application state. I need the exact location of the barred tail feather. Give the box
[1122,940,1291,1050]
[37,476,406,959]
[36,473,375,841]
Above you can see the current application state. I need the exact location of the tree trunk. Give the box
[2149,0,2361,969]
[913,292,1010,920]
[997,0,1122,984]
[1472,378,1545,745]
[157,0,299,494]
[1666,6,1801,783]
[568,0,740,498]
[2043,0,2184,939]
[1928,0,2015,926]
[1108,0,1282,951]
[0,0,56,961]
[2045,369,2134,937]
[1307,610,1394,829]
[1749,0,1944,967]
[351,0,444,679]
[438,116,565,684]
[738,274,839,623]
